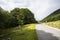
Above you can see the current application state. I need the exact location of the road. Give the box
[36,24,60,40]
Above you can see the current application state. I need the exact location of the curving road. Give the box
[36,24,60,40]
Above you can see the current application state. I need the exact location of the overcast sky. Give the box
[0,0,60,21]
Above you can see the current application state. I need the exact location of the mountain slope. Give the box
[41,9,60,22]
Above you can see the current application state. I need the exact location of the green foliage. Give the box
[0,7,37,29]
[41,9,60,22]
[0,24,37,40]
[11,8,37,26]
[0,8,18,29]
[0,9,8,28]
[20,8,37,24]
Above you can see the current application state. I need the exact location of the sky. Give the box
[0,0,60,21]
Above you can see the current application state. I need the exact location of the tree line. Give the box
[0,7,37,29]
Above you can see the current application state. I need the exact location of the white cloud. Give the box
[28,0,50,20]
[0,0,60,21]
[0,0,30,10]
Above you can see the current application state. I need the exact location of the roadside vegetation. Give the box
[0,24,37,40]
[46,20,60,29]
[0,7,37,40]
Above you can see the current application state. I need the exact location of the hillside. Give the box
[41,9,60,22]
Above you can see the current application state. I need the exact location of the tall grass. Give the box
[0,24,37,40]
[46,20,60,29]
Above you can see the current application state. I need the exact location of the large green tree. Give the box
[21,8,37,24]
[11,8,37,26]
[11,8,24,26]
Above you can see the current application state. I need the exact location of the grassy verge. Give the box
[46,20,60,29]
[0,24,37,40]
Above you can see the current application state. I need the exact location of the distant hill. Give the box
[41,9,60,22]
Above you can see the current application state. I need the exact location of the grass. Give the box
[0,24,37,40]
[46,20,60,29]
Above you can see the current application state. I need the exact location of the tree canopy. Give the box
[0,7,37,29]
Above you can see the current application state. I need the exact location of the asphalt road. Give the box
[36,24,60,40]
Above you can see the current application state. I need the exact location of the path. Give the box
[36,24,60,40]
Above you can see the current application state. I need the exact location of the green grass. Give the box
[46,20,60,29]
[0,24,37,40]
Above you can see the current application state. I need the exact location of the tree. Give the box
[0,7,18,29]
[11,8,37,26]
[20,8,37,24]
[0,8,9,28]
[11,8,24,26]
